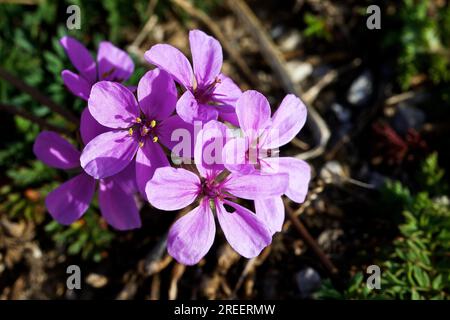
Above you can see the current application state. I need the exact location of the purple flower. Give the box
[33,131,140,230]
[144,30,242,125]
[80,69,193,197]
[223,90,311,234]
[60,36,134,101]
[145,121,288,265]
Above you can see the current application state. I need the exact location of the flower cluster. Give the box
[34,30,311,265]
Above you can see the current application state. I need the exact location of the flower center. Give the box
[193,77,221,104]
[128,117,159,147]
[200,178,224,200]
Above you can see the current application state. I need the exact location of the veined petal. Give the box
[236,90,271,143]
[45,172,95,225]
[216,200,271,259]
[137,69,177,121]
[158,115,195,158]
[254,197,285,235]
[135,141,169,198]
[261,157,311,203]
[189,29,222,87]
[168,200,216,265]
[222,137,255,175]
[146,167,200,211]
[33,131,80,169]
[88,81,139,129]
[80,130,138,179]
[262,94,307,149]
[61,70,92,101]
[218,109,239,127]
[98,179,141,231]
[194,120,228,178]
[97,41,134,82]
[80,107,109,145]
[176,90,219,124]
[212,74,242,125]
[224,172,288,200]
[60,36,96,83]
[111,161,137,195]
[144,44,194,89]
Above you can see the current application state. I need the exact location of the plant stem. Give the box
[0,66,79,125]
[0,103,72,135]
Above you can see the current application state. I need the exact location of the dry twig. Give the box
[0,103,72,135]
[171,0,256,87]
[0,66,79,125]
[226,0,330,160]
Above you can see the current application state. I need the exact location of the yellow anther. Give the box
[150,120,157,128]
[139,141,144,148]
[152,136,159,143]
[128,128,134,136]
[135,117,142,123]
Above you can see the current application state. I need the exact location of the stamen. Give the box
[150,120,157,128]
[152,136,159,143]
[128,128,134,136]
[141,126,149,136]
[135,117,142,124]
[101,67,116,79]
[139,141,144,148]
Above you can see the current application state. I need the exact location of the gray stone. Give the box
[393,103,425,135]
[331,103,352,123]
[286,60,313,83]
[296,267,322,298]
[347,70,373,106]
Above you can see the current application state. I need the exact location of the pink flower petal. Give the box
[61,70,92,101]
[88,81,139,129]
[212,74,242,126]
[97,41,134,82]
[216,200,271,259]
[194,120,228,178]
[254,197,285,235]
[60,36,96,83]
[224,172,288,200]
[168,200,216,265]
[261,157,311,203]
[80,130,138,179]
[111,161,138,195]
[146,167,200,211]
[45,172,95,225]
[80,107,110,145]
[262,94,307,149]
[222,137,255,174]
[189,29,222,87]
[176,90,219,124]
[157,115,195,158]
[236,90,271,143]
[137,69,177,121]
[135,142,169,198]
[33,131,80,169]
[144,44,194,89]
[98,179,141,231]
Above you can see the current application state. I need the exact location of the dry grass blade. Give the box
[171,0,256,87]
[226,0,330,160]
[284,199,341,284]
[0,103,72,135]
[232,246,271,297]
[0,66,79,125]
[168,263,186,300]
